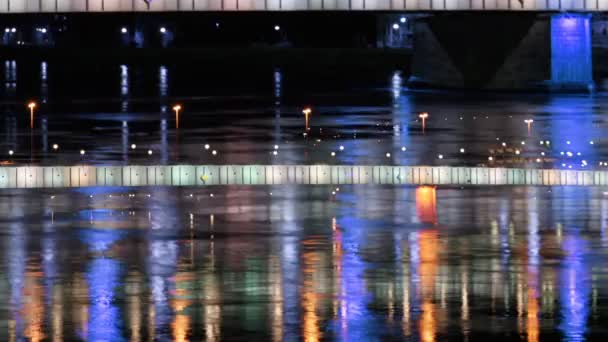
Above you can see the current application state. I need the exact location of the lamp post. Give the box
[28,101,36,129]
[173,104,182,129]
[419,112,429,134]
[302,107,312,131]
[524,119,534,136]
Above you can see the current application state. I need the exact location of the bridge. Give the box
[0,0,606,12]
[0,164,606,189]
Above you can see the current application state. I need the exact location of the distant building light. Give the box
[400,17,407,23]
[121,27,127,34]
[11,27,16,33]
[4,28,9,33]
[274,25,280,31]
[160,27,166,34]
[392,23,399,30]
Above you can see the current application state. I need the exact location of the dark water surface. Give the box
[1,185,608,341]
[0,60,608,168]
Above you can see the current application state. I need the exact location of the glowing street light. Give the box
[27,101,36,129]
[80,149,85,155]
[524,119,534,136]
[419,112,429,133]
[52,144,58,150]
[173,104,182,129]
[302,107,312,130]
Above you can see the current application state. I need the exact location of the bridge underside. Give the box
[409,13,593,91]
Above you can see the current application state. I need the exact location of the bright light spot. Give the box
[590,140,594,145]
[566,140,571,145]
[272,150,278,156]
[339,145,344,151]
[11,28,16,33]
[160,27,166,33]
[515,150,520,155]
[121,27,127,34]
[204,144,210,150]
[274,25,280,31]
[540,141,544,145]
[274,145,279,150]
[566,152,573,157]
[148,150,153,155]
[400,17,407,23]
[80,149,85,155]
[331,152,336,157]
[438,154,443,159]
[541,152,545,156]
[210,193,214,197]
[4,28,8,33]
[8,150,13,156]
[521,141,525,145]
[40,28,47,34]
[501,142,507,147]
[386,153,391,158]
[392,23,399,30]
[459,148,465,153]
[131,144,136,150]
[536,158,541,163]
[212,150,217,156]
[332,191,336,195]
[577,152,581,156]
[488,156,493,161]
[52,144,58,150]
[401,146,407,151]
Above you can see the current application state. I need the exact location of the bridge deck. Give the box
[0,0,605,13]
[0,164,606,189]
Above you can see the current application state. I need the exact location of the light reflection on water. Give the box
[0,185,605,340]
[0,60,606,167]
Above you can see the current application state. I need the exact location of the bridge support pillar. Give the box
[408,13,594,92]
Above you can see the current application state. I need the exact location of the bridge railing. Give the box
[0,165,606,189]
[0,0,606,13]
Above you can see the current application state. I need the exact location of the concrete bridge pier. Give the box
[408,13,594,92]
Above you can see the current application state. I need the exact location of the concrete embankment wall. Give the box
[0,165,606,189]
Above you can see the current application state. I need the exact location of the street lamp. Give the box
[27,101,36,129]
[524,119,534,136]
[52,144,58,151]
[173,104,182,129]
[302,107,312,131]
[419,112,429,134]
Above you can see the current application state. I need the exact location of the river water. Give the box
[0,60,608,341]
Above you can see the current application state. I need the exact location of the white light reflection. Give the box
[40,61,48,103]
[120,65,129,112]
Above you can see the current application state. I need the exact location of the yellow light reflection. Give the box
[302,247,322,342]
[172,272,193,342]
[416,186,437,225]
[418,230,438,342]
[23,272,45,342]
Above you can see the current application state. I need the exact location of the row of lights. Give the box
[120,27,168,34]
[121,25,282,34]
[392,17,408,30]
[4,27,47,33]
